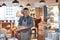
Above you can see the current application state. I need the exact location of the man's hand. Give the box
[18,26,28,30]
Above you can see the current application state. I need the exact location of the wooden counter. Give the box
[37,21,46,40]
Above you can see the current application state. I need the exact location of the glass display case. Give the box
[47,5,59,29]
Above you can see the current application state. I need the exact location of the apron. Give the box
[20,17,32,40]
[22,17,27,26]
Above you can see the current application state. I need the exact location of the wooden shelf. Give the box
[0,20,14,30]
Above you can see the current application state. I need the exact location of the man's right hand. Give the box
[17,26,26,30]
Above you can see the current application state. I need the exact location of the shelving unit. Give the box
[0,20,14,29]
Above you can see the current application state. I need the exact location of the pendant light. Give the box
[12,0,19,3]
[26,3,31,6]
[0,5,2,7]
[26,0,31,6]
[12,0,19,6]
[40,0,45,3]
[56,0,58,3]
[20,5,23,7]
[2,3,6,6]
[2,0,6,6]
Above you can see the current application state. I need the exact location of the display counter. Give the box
[37,21,46,40]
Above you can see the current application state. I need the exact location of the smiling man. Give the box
[18,8,34,40]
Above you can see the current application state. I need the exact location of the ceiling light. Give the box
[20,5,23,7]
[26,0,31,6]
[56,0,58,3]
[2,0,6,6]
[2,3,6,6]
[12,0,19,3]
[26,3,31,6]
[0,5,2,7]
[40,0,45,3]
[12,0,19,6]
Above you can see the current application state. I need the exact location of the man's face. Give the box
[24,10,28,16]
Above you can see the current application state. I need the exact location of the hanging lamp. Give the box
[26,0,31,6]
[26,3,31,6]
[12,0,19,3]
[0,5,2,7]
[2,3,6,6]
[2,0,6,6]
[12,0,19,6]
[40,0,45,3]
[56,0,58,3]
[20,5,23,7]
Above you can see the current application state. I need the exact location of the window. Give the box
[0,6,22,20]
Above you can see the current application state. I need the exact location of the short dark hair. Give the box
[23,8,29,10]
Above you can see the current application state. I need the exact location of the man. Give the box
[18,8,34,40]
